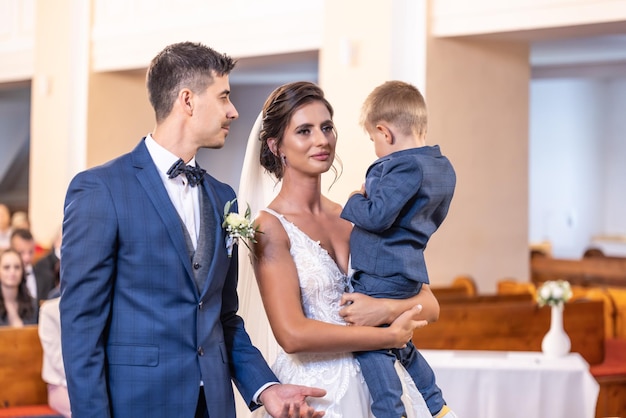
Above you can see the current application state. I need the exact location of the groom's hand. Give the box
[259,383,326,418]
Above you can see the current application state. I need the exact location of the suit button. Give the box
[193,262,200,269]
[198,301,203,310]
[197,346,204,356]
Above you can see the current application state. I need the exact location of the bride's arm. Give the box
[252,212,426,354]
[339,285,440,327]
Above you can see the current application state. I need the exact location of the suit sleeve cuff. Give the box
[253,382,280,405]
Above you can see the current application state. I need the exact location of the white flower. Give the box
[539,285,552,301]
[551,286,564,300]
[224,212,247,228]
[222,198,260,258]
[536,280,573,307]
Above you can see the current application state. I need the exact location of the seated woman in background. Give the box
[39,290,71,417]
[0,248,37,326]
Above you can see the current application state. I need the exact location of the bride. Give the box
[236,82,438,417]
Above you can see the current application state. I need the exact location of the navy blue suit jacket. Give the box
[341,146,456,286]
[60,140,276,418]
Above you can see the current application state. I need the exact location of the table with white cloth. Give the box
[420,350,599,418]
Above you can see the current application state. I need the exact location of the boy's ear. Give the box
[376,123,394,145]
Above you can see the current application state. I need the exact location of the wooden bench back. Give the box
[414,298,605,365]
[606,287,626,339]
[497,279,536,296]
[0,325,48,407]
[531,256,626,287]
[571,287,617,339]
[438,292,534,304]
[431,275,478,301]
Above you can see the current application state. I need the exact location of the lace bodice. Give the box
[264,208,349,325]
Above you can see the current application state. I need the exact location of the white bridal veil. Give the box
[235,112,281,417]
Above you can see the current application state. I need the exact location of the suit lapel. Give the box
[131,141,195,282]
[199,178,228,294]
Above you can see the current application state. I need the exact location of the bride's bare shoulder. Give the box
[254,208,281,228]
[253,209,288,240]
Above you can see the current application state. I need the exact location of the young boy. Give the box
[341,81,457,418]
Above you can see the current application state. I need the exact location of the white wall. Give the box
[0,0,35,83]
[604,79,626,236]
[529,77,626,258]
[431,0,626,37]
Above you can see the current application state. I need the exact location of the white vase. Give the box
[541,304,571,358]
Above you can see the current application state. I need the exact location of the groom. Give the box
[60,42,325,418]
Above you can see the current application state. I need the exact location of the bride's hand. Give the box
[339,292,393,326]
[387,305,428,349]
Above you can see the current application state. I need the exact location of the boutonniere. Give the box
[222,198,261,258]
[536,280,573,307]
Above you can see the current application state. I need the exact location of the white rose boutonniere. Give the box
[536,280,573,307]
[222,198,261,258]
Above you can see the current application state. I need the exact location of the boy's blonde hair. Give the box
[360,80,427,137]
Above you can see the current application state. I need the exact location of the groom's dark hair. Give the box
[146,41,236,122]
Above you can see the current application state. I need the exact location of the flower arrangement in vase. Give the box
[536,280,573,358]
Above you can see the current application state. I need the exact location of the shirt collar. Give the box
[144,134,197,180]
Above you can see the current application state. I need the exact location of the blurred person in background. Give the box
[0,248,37,327]
[34,226,62,299]
[0,204,11,251]
[11,228,55,305]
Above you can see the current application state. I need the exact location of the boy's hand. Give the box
[348,183,367,198]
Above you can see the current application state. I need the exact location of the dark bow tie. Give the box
[166,158,206,187]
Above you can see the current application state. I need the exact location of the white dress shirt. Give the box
[144,134,200,249]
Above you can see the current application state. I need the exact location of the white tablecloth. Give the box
[420,350,599,418]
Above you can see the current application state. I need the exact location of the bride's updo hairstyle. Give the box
[259,81,336,180]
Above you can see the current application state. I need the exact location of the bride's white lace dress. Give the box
[252,208,431,418]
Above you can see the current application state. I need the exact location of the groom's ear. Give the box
[178,88,194,116]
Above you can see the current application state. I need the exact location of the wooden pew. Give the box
[431,275,478,301]
[496,278,536,296]
[571,286,618,339]
[531,255,626,288]
[0,325,47,407]
[0,325,61,416]
[413,297,605,365]
[606,287,626,339]
[435,292,534,305]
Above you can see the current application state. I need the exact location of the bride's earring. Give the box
[281,155,287,165]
